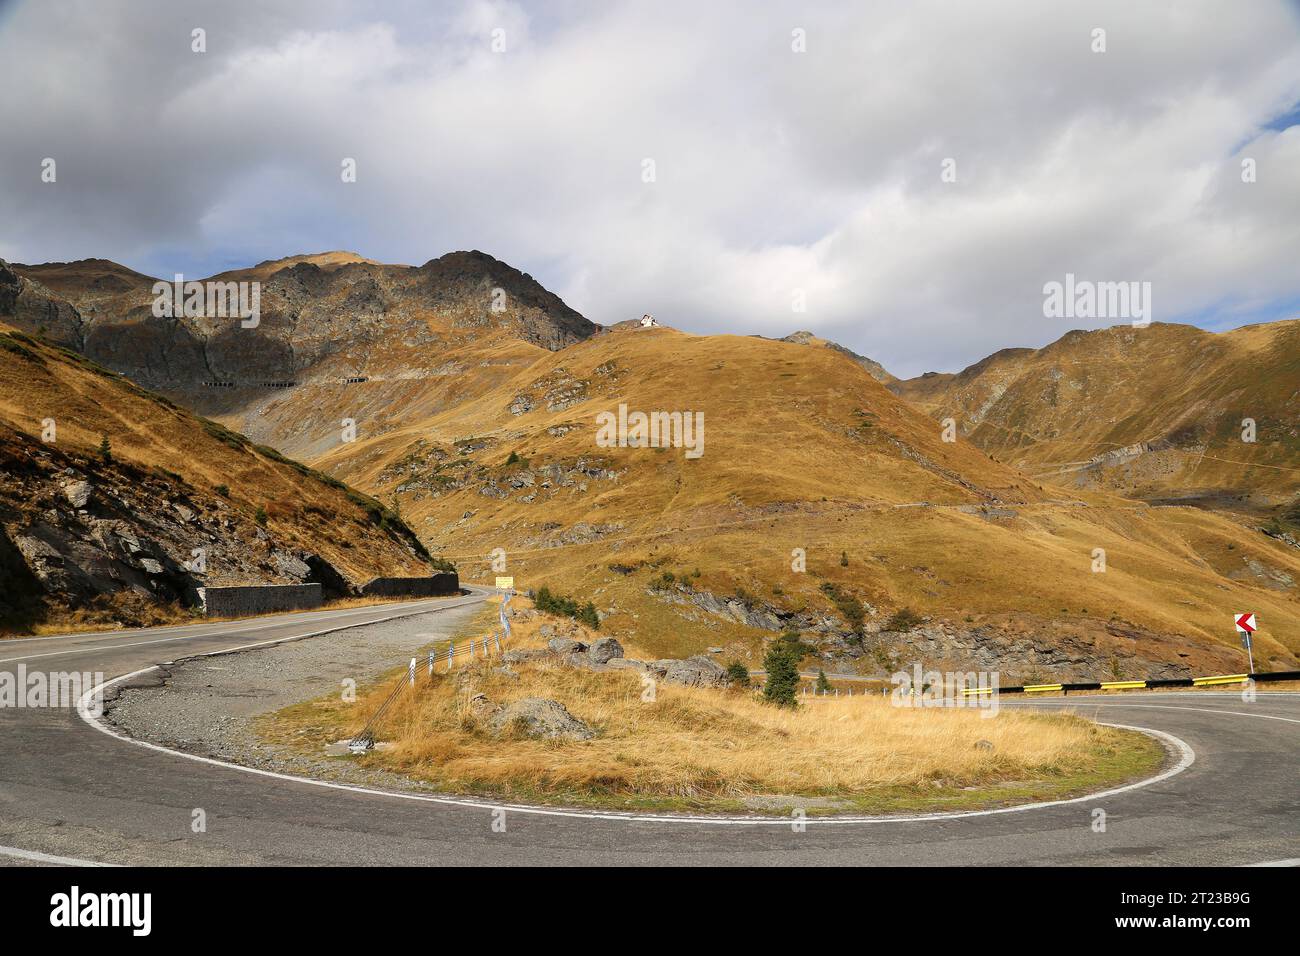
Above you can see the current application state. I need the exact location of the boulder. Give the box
[489,698,594,741]
[548,636,586,655]
[63,480,93,509]
[587,637,624,665]
[662,655,728,688]
[468,693,499,719]
[502,648,551,664]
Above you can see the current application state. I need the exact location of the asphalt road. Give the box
[0,595,1296,866]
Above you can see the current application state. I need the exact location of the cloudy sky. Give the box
[2,0,1298,376]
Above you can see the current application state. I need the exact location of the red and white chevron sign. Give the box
[1235,613,1257,634]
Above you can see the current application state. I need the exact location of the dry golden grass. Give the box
[261,602,1164,814]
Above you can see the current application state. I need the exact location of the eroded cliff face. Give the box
[9,251,598,460]
[0,261,86,349]
[11,250,596,396]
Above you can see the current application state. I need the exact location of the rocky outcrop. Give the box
[488,697,594,741]
[586,637,624,665]
[547,637,586,655]
[648,582,1233,681]
[0,261,86,349]
[651,583,848,636]
[0,426,358,629]
[501,648,552,664]
[8,251,598,458]
[781,330,894,383]
[652,655,728,688]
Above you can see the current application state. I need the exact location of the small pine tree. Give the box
[762,643,799,708]
[98,434,112,463]
[816,669,831,694]
[578,601,600,630]
[535,585,553,612]
[254,504,268,527]
[214,484,230,498]
[725,661,750,688]
[506,451,521,465]
[840,550,848,567]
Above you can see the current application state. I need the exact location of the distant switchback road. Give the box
[0,595,1296,866]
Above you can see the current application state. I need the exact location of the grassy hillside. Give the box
[15,252,1298,676]
[890,321,1300,511]
[309,326,1300,677]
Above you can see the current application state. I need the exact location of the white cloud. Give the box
[1,0,1297,375]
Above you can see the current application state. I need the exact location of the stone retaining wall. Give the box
[360,572,459,598]
[198,583,322,617]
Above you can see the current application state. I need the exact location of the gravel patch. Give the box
[106,601,489,790]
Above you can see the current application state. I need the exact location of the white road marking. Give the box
[0,844,117,867]
[1012,700,1300,725]
[0,594,481,646]
[0,595,483,665]
[1245,858,1300,867]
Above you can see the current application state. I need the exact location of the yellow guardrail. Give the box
[1023,683,1063,693]
[959,686,996,696]
[1100,680,1147,690]
[1192,673,1249,686]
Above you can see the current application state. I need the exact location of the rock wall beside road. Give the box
[199,583,322,617]
[360,573,459,598]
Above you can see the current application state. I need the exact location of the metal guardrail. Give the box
[348,592,513,752]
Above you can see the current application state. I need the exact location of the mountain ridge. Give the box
[6,252,1298,674]
[889,320,1300,509]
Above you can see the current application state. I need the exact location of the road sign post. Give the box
[1235,613,1257,674]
